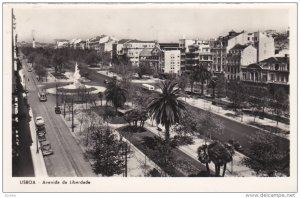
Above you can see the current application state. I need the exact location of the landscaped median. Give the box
[116,125,210,177]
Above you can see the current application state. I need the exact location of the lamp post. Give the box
[36,129,39,153]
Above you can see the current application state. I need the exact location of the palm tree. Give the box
[198,141,233,177]
[197,144,211,174]
[207,141,232,177]
[147,80,187,143]
[104,81,128,114]
[193,65,211,95]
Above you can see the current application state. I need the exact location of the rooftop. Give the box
[229,44,249,51]
[139,48,152,57]
[260,56,289,64]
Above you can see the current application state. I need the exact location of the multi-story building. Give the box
[179,39,195,70]
[227,31,275,62]
[139,45,162,74]
[87,35,109,50]
[78,40,86,50]
[184,44,199,72]
[98,38,118,54]
[87,35,118,53]
[55,39,69,48]
[197,41,213,70]
[161,50,181,74]
[210,30,244,76]
[122,40,156,66]
[112,39,132,57]
[226,44,257,80]
[211,46,227,76]
[158,43,180,51]
[69,39,82,49]
[241,55,289,85]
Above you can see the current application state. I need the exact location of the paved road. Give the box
[83,67,290,155]
[23,60,96,177]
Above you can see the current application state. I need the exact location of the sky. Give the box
[14,4,291,43]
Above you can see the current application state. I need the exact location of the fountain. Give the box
[46,62,106,97]
[71,62,85,89]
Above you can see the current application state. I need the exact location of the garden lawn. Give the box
[91,106,127,124]
[117,125,210,177]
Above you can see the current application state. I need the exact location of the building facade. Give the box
[197,41,213,70]
[184,44,199,72]
[241,56,289,85]
[122,40,156,66]
[226,44,257,80]
[162,50,181,74]
[139,46,162,74]
[227,31,275,62]
[55,39,69,48]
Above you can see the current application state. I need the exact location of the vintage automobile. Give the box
[35,116,45,126]
[37,131,46,142]
[55,106,61,114]
[40,141,54,156]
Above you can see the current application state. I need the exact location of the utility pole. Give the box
[36,130,39,153]
[56,82,58,107]
[71,98,74,132]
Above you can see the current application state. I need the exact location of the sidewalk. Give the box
[97,70,161,84]
[183,96,290,140]
[28,109,48,177]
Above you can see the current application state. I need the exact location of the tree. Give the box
[87,125,128,176]
[271,88,289,126]
[98,92,103,106]
[85,50,101,66]
[52,53,65,74]
[208,78,217,98]
[99,51,112,66]
[137,63,153,78]
[198,141,233,177]
[227,80,246,112]
[193,65,211,95]
[197,144,211,174]
[177,74,188,101]
[242,133,289,176]
[147,80,187,143]
[105,81,128,114]
[173,107,223,145]
[123,108,148,129]
[215,74,227,98]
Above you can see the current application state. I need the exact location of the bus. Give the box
[142,84,155,91]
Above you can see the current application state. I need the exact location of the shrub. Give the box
[170,135,194,147]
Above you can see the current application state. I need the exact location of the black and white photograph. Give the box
[3,2,297,193]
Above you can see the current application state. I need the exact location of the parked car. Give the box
[37,131,46,142]
[40,141,54,156]
[35,116,45,127]
[55,106,61,114]
[228,139,244,152]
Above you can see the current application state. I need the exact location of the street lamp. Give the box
[36,129,39,154]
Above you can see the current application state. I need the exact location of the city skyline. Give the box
[15,3,290,43]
